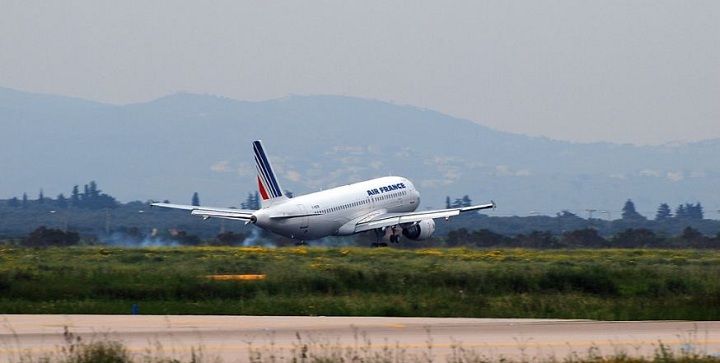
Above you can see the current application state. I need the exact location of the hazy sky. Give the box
[2,1,718,145]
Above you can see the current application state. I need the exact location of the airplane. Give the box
[152,140,495,246]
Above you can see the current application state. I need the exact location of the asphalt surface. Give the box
[2,315,720,362]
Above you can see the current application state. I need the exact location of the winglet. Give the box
[253,140,288,208]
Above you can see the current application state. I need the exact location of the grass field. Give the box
[1,247,720,320]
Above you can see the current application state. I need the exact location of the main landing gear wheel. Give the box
[388,226,401,243]
[371,228,393,247]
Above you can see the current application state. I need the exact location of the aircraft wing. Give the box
[353,201,495,233]
[151,203,255,221]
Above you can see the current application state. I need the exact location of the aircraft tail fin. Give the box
[253,140,288,208]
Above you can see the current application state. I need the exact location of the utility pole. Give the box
[586,209,596,220]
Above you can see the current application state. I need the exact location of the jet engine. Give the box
[401,219,436,240]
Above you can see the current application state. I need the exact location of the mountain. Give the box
[2,87,719,219]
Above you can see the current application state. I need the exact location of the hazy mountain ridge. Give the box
[2,87,718,218]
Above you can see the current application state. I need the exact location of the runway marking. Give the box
[205,274,266,280]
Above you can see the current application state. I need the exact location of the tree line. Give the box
[9,223,720,249]
[623,199,705,221]
[2,186,719,248]
[6,181,117,210]
[445,226,720,249]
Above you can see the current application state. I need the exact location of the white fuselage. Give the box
[251,176,420,240]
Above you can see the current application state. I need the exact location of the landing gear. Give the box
[371,228,390,247]
[370,226,401,247]
[389,226,401,243]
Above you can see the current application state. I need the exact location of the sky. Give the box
[1,1,718,145]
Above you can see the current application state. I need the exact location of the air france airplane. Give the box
[152,140,495,246]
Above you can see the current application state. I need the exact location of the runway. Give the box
[2,315,720,362]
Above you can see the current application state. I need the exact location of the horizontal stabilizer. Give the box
[269,212,320,220]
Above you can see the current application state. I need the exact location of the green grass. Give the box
[1,247,720,319]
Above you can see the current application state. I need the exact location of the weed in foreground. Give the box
[7,327,720,363]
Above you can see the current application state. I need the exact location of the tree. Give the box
[446,228,471,247]
[24,226,80,247]
[92,193,118,209]
[689,203,704,219]
[560,228,608,248]
[516,230,558,248]
[675,203,704,220]
[675,204,687,219]
[71,185,81,207]
[241,192,260,210]
[172,230,202,246]
[655,203,672,221]
[678,227,704,248]
[56,193,68,209]
[621,199,645,220]
[446,195,472,208]
[470,229,510,247]
[192,192,200,206]
[88,181,100,199]
[611,228,661,248]
[7,197,20,208]
[69,181,118,209]
[214,231,246,246]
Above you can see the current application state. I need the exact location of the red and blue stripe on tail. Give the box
[253,140,287,207]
